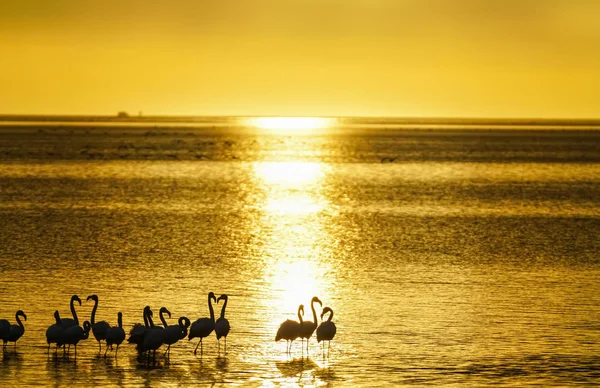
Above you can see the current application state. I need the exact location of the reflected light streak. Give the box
[254,161,325,188]
[244,117,335,131]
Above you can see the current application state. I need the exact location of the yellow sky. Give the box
[1,0,599,117]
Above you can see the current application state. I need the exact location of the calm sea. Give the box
[0,117,599,386]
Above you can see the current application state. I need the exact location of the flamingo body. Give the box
[1,310,26,348]
[87,294,110,351]
[188,292,217,355]
[105,312,126,357]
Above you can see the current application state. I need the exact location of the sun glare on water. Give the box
[244,117,334,131]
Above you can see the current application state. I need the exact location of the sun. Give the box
[244,117,335,131]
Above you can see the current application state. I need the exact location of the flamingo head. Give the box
[179,316,191,328]
[298,304,305,316]
[143,306,152,318]
[71,295,82,306]
[16,310,27,321]
[86,294,98,303]
[320,307,333,320]
[311,296,323,306]
[53,310,61,323]
[208,292,217,303]
[160,307,171,319]
[217,294,228,304]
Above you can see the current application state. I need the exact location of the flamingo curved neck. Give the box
[220,298,228,319]
[90,298,98,325]
[70,298,79,325]
[147,314,155,327]
[54,311,62,324]
[297,307,304,324]
[311,300,318,324]
[325,310,334,322]
[143,310,149,327]
[15,313,25,327]
[208,296,215,322]
[118,314,123,328]
[160,310,169,327]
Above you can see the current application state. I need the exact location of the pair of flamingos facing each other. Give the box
[45,293,230,358]
[276,296,337,356]
[128,292,230,358]
[0,310,27,351]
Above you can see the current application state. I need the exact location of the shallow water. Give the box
[0,122,599,386]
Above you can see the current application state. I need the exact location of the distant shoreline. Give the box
[0,114,600,127]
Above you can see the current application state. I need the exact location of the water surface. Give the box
[0,120,599,386]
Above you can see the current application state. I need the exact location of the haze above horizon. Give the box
[2,1,599,118]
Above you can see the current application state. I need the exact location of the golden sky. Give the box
[1,0,599,117]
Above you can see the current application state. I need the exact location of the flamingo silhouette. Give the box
[275,304,303,354]
[59,321,91,358]
[316,307,337,357]
[61,295,82,327]
[104,312,125,357]
[1,310,27,351]
[163,316,191,356]
[299,296,322,353]
[215,294,231,354]
[128,306,152,346]
[188,292,217,355]
[87,295,111,353]
[45,310,65,353]
[135,307,169,359]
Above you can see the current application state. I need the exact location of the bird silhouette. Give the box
[316,307,337,357]
[60,295,82,328]
[276,304,303,354]
[215,294,231,354]
[299,296,322,353]
[87,295,111,353]
[60,320,91,358]
[188,292,217,355]
[136,311,166,359]
[128,306,152,346]
[1,310,27,351]
[45,310,65,353]
[163,315,191,356]
[104,312,125,357]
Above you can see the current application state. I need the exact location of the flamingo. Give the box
[163,315,191,356]
[104,312,126,357]
[87,294,111,352]
[137,317,166,358]
[215,294,231,354]
[135,307,169,358]
[275,304,303,354]
[1,310,27,350]
[127,306,152,346]
[60,320,91,358]
[188,292,217,355]
[316,307,337,357]
[46,310,65,353]
[60,295,82,327]
[299,296,322,353]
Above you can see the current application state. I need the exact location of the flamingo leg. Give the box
[224,337,227,353]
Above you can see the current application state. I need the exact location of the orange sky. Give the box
[1,1,599,117]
